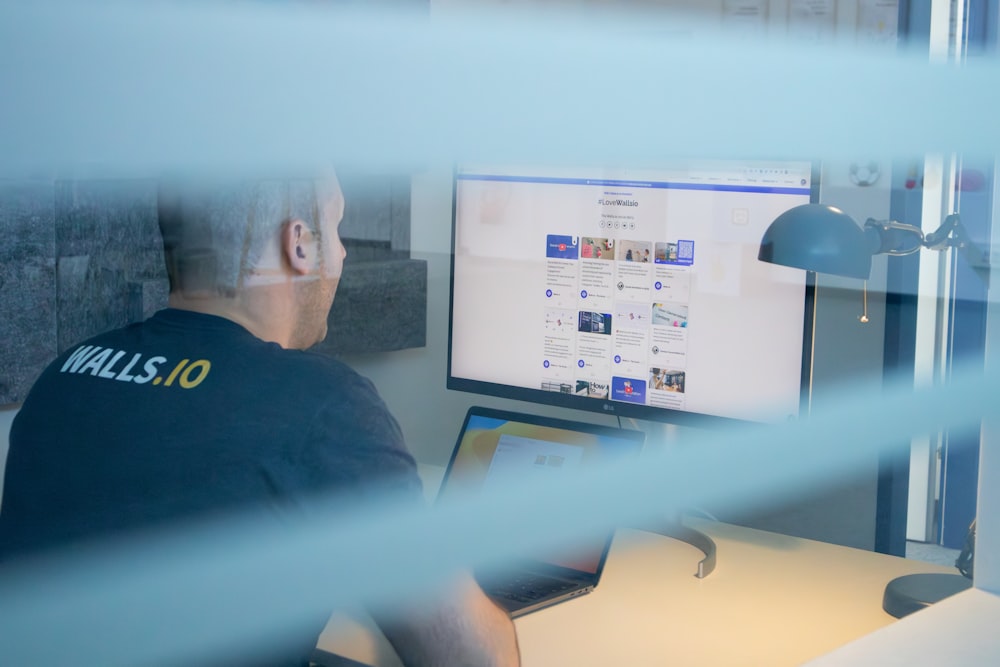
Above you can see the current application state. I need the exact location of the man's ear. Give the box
[282,219,312,275]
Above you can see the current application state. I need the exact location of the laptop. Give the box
[436,406,645,617]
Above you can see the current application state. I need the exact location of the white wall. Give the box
[344,0,904,549]
[0,0,905,550]
[412,0,900,554]
[341,167,628,466]
[974,157,1000,594]
[339,160,894,549]
[433,0,901,47]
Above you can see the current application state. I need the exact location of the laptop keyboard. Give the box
[487,572,578,604]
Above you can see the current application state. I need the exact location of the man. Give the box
[0,173,519,666]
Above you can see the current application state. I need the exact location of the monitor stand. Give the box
[643,511,717,578]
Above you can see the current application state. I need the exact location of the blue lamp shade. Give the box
[758,204,873,280]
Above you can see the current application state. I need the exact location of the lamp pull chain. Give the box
[859,280,869,323]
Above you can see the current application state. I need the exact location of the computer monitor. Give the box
[447,160,817,426]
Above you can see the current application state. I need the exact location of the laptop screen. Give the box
[438,407,645,574]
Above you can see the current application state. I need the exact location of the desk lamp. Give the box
[758,203,990,281]
[758,203,986,617]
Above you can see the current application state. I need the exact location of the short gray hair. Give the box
[158,178,322,295]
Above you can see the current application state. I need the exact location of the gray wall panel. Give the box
[0,181,58,405]
[1,175,425,406]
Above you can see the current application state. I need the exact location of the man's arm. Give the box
[375,572,520,667]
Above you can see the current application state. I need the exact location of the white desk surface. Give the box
[319,465,956,667]
[514,522,953,667]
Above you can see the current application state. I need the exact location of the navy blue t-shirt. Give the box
[1,308,423,665]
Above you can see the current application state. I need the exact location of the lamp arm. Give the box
[922,213,963,250]
[925,213,991,277]
[866,214,990,279]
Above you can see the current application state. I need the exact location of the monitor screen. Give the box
[448,160,816,425]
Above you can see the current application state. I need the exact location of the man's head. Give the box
[157,172,346,349]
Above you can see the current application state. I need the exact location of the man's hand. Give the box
[375,572,520,667]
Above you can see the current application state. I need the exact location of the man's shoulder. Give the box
[38,320,150,375]
[27,310,374,409]
[272,346,369,388]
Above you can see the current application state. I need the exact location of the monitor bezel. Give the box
[446,161,820,428]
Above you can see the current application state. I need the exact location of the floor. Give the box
[906,540,962,568]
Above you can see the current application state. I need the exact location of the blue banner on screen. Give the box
[611,377,647,404]
[546,234,579,260]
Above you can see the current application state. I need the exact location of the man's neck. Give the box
[167,291,294,348]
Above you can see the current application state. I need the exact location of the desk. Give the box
[318,522,956,666]
[514,522,953,666]
[318,468,956,666]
